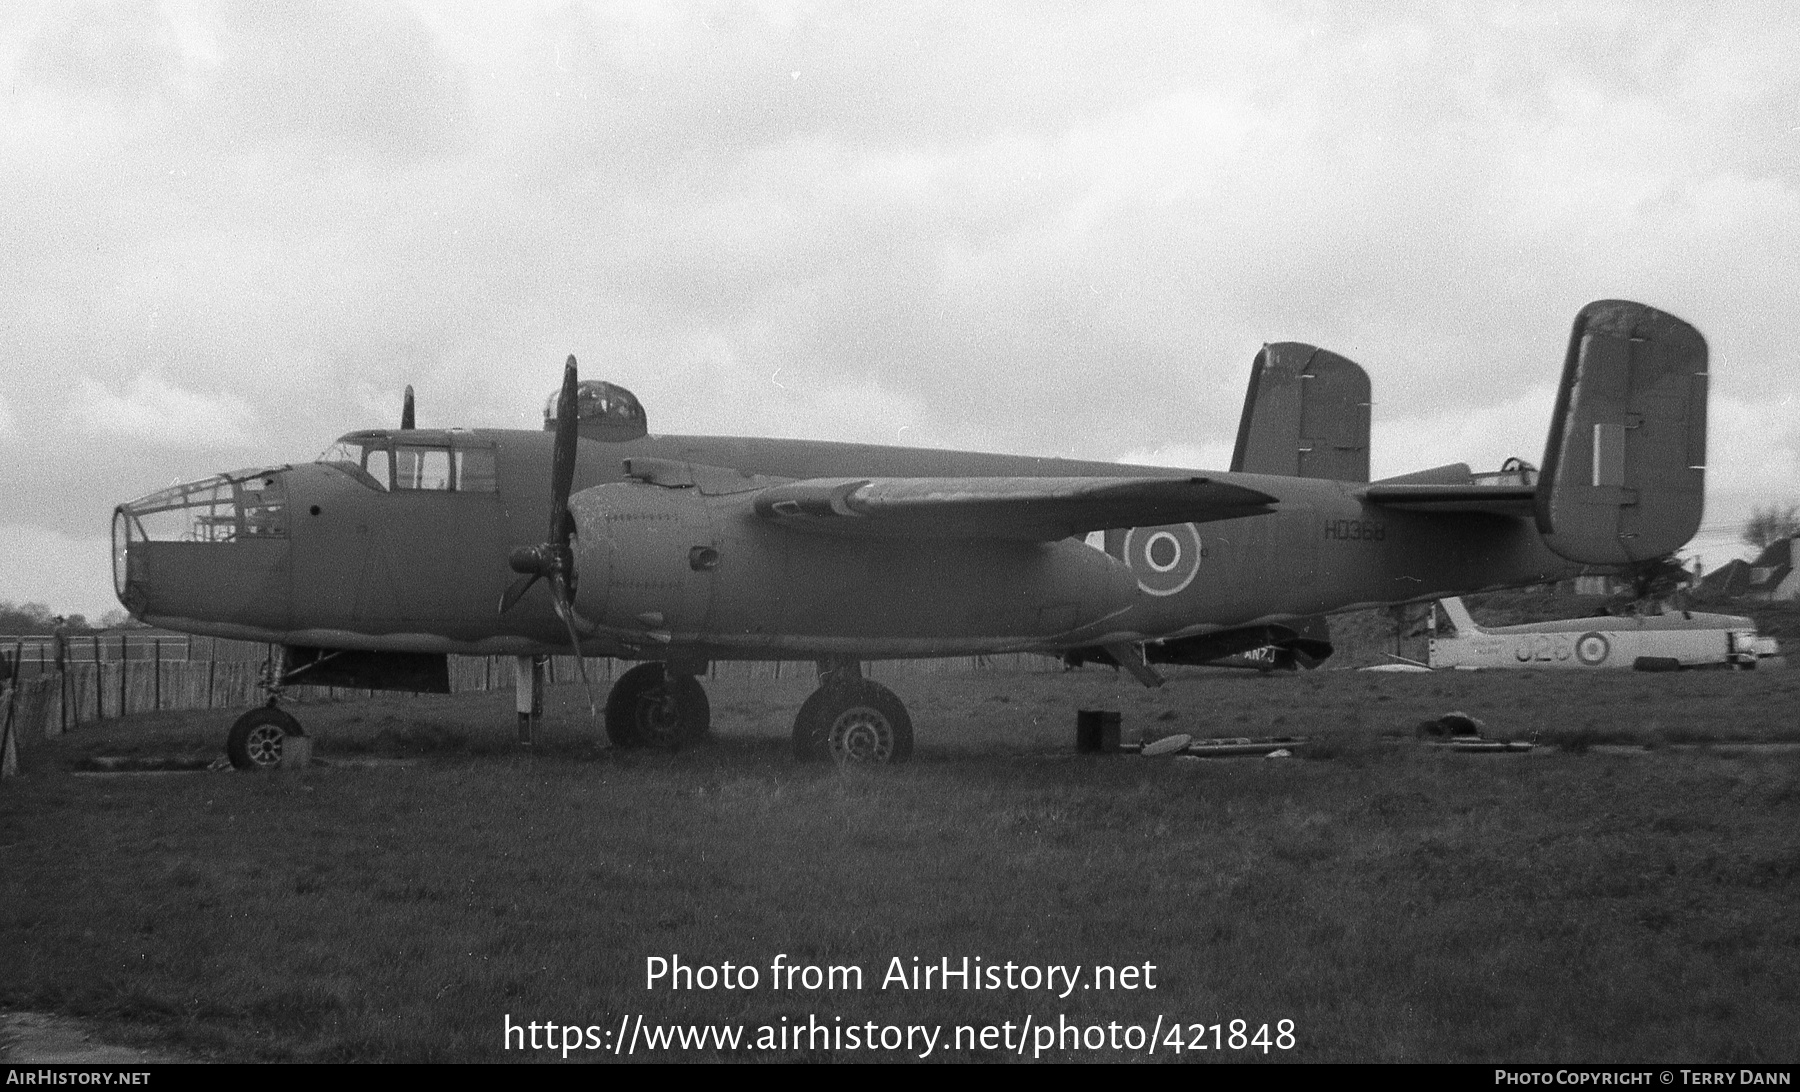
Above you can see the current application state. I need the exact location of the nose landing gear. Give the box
[226,705,305,770]
[226,652,309,770]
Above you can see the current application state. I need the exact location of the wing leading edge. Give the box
[752,476,1279,540]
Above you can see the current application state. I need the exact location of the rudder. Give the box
[1536,300,1707,565]
[1231,343,1371,481]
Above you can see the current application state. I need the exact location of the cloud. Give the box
[0,522,117,621]
[2,1,1797,607]
[71,372,258,449]
[1369,383,1560,481]
[203,0,472,165]
[1688,392,1800,571]
[1116,441,1237,472]
[17,0,183,101]
[13,0,471,166]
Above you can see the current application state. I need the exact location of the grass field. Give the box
[4,659,1800,1062]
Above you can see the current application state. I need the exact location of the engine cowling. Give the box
[568,482,714,637]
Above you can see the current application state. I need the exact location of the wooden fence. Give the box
[0,633,266,679]
[0,650,1055,744]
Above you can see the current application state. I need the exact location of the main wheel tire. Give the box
[604,663,709,749]
[792,681,913,765]
[226,707,304,771]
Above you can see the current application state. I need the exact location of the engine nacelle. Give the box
[568,481,714,637]
[567,480,1139,653]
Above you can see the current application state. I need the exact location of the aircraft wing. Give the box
[1357,483,1537,516]
[752,476,1278,540]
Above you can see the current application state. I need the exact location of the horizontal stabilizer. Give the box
[753,476,1278,540]
[1360,482,1537,516]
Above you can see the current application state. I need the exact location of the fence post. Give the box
[7,639,27,746]
[1,679,16,779]
[154,637,162,711]
[48,674,64,738]
[86,636,98,725]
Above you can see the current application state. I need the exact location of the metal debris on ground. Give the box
[1122,735,1312,758]
[1140,733,1192,756]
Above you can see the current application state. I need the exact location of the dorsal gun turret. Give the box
[544,379,647,441]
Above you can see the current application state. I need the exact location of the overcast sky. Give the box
[3,0,1797,620]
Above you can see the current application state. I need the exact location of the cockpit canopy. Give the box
[316,430,497,493]
[545,380,647,441]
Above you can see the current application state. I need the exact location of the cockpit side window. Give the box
[318,434,496,494]
[394,445,451,491]
[316,439,389,490]
[455,446,497,492]
[362,446,393,490]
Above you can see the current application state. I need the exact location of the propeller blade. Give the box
[498,572,540,617]
[400,385,415,430]
[497,356,585,627]
[551,572,598,717]
[547,356,580,548]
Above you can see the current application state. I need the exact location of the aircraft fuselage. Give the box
[116,426,1579,661]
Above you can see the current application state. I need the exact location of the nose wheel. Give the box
[792,678,913,765]
[604,662,710,749]
[226,706,304,770]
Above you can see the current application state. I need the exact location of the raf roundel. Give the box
[1576,632,1611,666]
[1122,523,1205,597]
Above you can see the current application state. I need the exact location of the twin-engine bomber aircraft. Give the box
[112,300,1708,768]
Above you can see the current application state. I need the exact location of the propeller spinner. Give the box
[498,355,598,713]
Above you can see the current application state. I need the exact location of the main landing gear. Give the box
[596,657,915,764]
[791,658,913,765]
[604,662,710,749]
[510,655,713,750]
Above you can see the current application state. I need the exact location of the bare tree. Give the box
[1742,503,1800,553]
